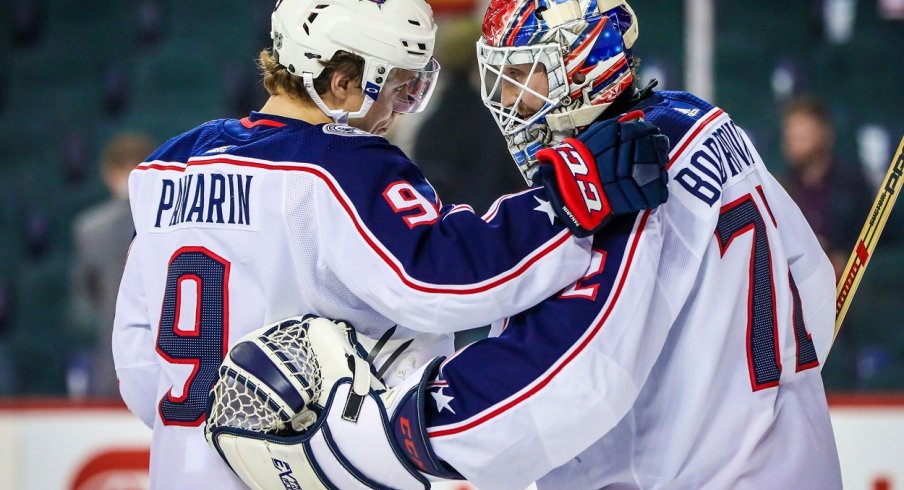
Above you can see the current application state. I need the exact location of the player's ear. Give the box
[330,71,358,104]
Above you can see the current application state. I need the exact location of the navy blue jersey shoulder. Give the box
[143,117,430,199]
[638,91,717,152]
[297,127,439,205]
[224,120,437,204]
[144,120,230,163]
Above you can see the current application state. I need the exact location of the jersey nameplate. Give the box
[673,120,757,207]
[152,173,256,231]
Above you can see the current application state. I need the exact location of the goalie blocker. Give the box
[205,316,458,489]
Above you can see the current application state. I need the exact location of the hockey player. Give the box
[111,0,669,488]
[206,1,843,489]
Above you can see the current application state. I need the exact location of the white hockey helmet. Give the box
[271,0,441,123]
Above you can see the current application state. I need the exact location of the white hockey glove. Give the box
[205,315,458,490]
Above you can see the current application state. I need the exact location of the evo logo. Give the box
[272,458,302,490]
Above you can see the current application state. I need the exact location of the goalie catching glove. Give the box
[205,316,456,489]
[535,111,671,237]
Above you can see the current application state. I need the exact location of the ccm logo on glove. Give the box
[548,141,611,221]
[536,111,670,237]
[399,416,427,471]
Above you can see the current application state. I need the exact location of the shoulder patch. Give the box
[323,124,373,137]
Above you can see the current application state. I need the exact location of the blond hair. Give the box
[258,48,365,103]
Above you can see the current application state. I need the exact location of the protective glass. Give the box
[388,58,441,114]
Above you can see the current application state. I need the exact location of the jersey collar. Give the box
[240,111,312,129]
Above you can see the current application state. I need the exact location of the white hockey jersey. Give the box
[111,113,593,489]
[424,92,842,489]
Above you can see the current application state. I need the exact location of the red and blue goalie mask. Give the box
[477,0,639,185]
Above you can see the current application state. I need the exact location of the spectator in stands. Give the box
[70,133,155,397]
[781,95,872,279]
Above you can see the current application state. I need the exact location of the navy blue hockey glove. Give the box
[535,110,670,237]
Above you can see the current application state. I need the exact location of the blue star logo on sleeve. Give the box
[534,196,558,225]
[431,387,456,414]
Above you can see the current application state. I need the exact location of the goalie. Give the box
[206,0,842,488]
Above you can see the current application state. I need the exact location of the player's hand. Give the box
[535,111,670,237]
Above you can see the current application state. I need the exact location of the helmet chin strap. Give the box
[302,73,376,125]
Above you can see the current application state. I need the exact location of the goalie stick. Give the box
[834,135,904,342]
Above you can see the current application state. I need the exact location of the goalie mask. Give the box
[477,0,639,185]
[271,0,441,123]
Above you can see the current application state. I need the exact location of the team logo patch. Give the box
[323,124,372,137]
